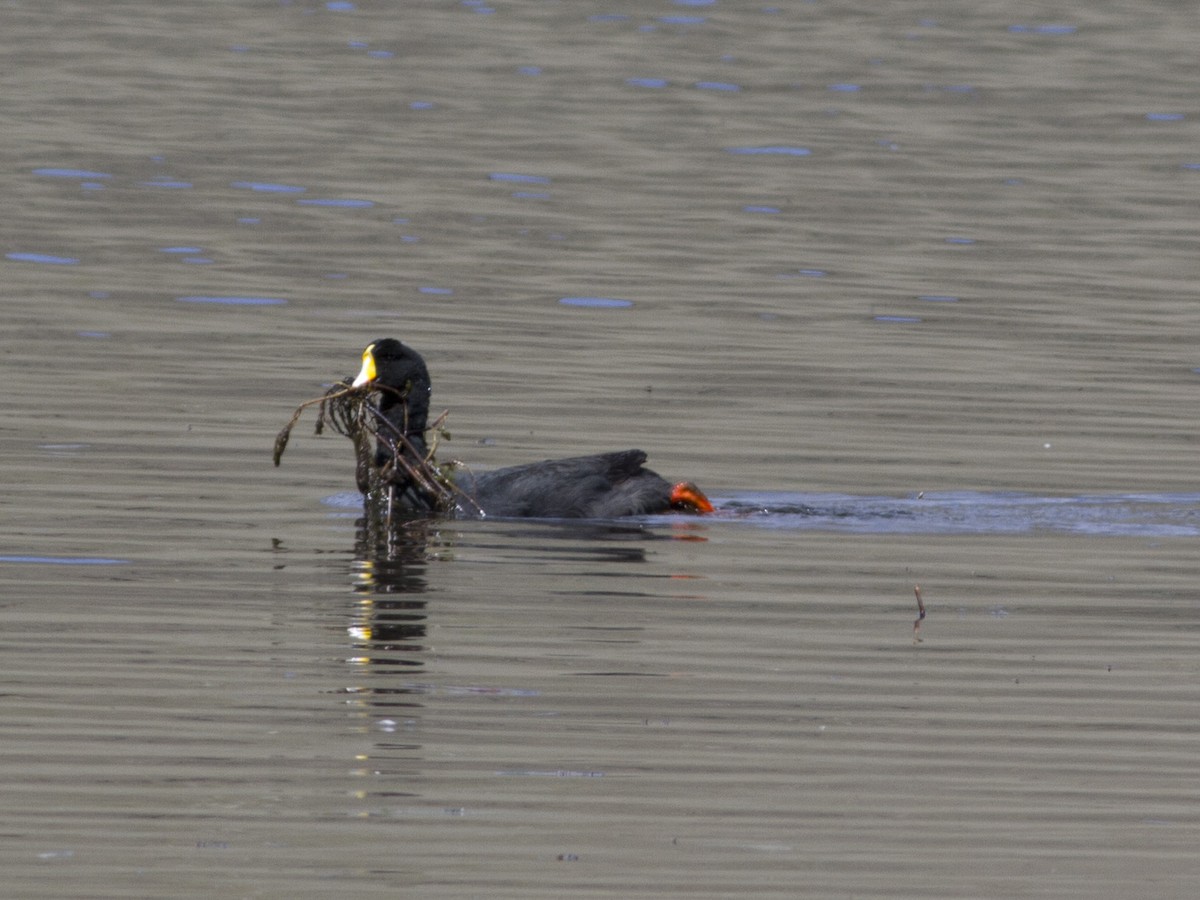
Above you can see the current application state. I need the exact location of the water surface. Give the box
[4,2,1200,897]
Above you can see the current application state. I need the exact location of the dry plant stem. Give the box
[274,382,486,517]
[424,410,450,458]
[272,383,361,467]
[361,402,485,517]
[432,459,487,516]
[913,584,927,643]
[363,405,446,498]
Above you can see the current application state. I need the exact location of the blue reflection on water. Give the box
[489,172,551,184]
[296,198,375,207]
[33,168,113,179]
[1008,23,1077,35]
[8,251,79,265]
[559,296,634,308]
[726,146,811,156]
[231,181,307,193]
[176,296,287,305]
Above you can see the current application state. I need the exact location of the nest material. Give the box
[273,382,477,514]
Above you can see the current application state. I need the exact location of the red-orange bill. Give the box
[669,481,715,514]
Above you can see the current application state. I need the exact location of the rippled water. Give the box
[5,2,1200,897]
[326,489,1200,537]
[723,491,1200,536]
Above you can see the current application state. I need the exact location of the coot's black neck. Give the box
[366,343,434,503]
[376,362,432,441]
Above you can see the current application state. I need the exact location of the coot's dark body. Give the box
[453,449,684,518]
[352,338,713,519]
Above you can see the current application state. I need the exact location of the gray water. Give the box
[323,488,1200,536]
[5,2,1200,897]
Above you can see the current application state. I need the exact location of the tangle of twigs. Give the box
[273,381,482,517]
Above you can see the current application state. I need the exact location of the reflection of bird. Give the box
[351,338,714,518]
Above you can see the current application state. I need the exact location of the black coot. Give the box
[351,338,713,518]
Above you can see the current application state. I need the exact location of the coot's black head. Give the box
[353,338,428,391]
[352,337,432,433]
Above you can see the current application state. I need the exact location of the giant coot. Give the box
[351,338,714,519]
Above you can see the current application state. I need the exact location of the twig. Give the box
[362,403,446,499]
[364,403,485,516]
[272,382,360,467]
[913,584,926,643]
[275,379,485,517]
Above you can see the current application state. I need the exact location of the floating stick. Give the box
[913,584,926,643]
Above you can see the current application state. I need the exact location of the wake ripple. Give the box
[717,491,1200,537]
